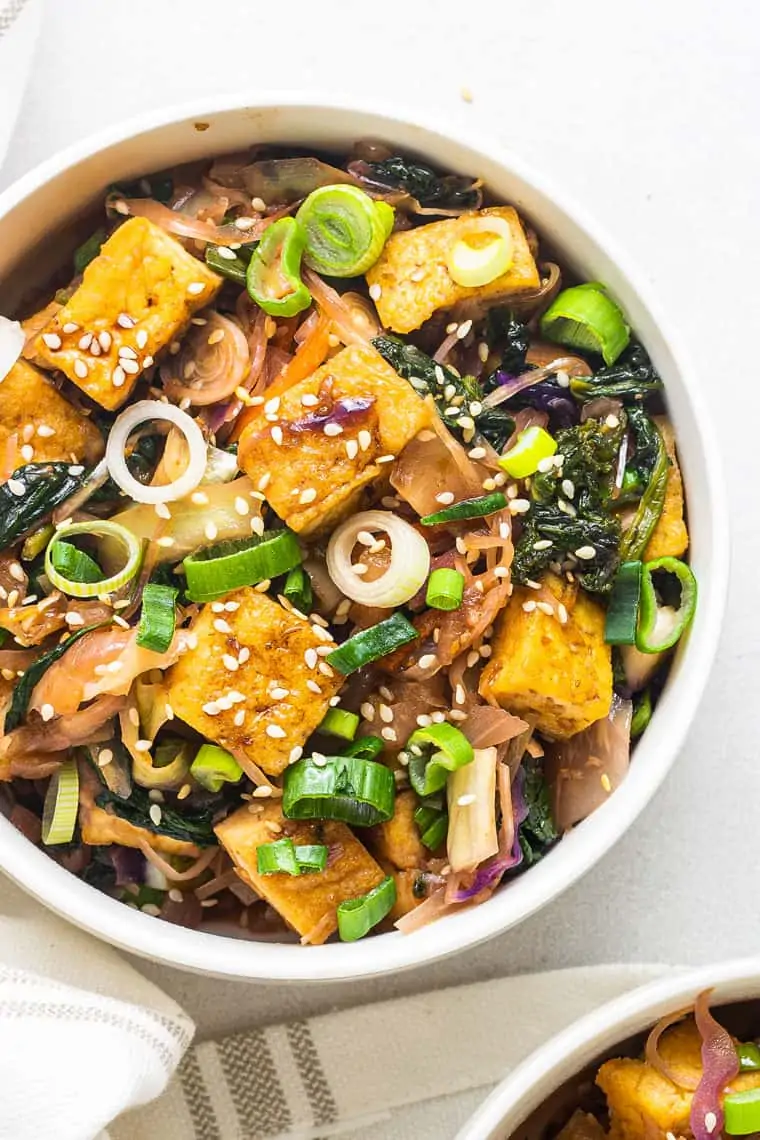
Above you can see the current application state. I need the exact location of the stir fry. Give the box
[0,142,696,943]
[540,996,760,1140]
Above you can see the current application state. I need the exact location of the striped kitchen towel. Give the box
[112,963,671,1140]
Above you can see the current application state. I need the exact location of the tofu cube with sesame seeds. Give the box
[642,417,689,562]
[478,574,612,740]
[237,344,431,537]
[32,217,222,410]
[365,207,541,334]
[77,779,200,858]
[0,359,104,466]
[597,1020,760,1140]
[215,801,385,942]
[164,588,342,777]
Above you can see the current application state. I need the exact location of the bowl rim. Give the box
[0,90,730,981]
[455,956,760,1139]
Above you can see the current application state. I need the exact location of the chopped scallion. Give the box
[605,561,642,646]
[420,492,507,527]
[41,758,79,846]
[406,723,474,797]
[319,707,360,741]
[540,283,630,365]
[425,568,465,611]
[337,874,396,941]
[136,582,177,653]
[190,744,243,794]
[283,755,395,826]
[498,425,557,479]
[183,529,302,602]
[326,612,418,675]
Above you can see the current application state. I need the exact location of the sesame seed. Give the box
[533,539,552,551]
[271,687,290,699]
[417,653,436,669]
[254,579,270,592]
[213,618,232,634]
[234,216,257,231]
[222,654,239,672]
[191,490,209,505]
[251,197,267,212]
[90,339,102,357]
[435,491,455,505]
[250,516,265,536]
[457,793,477,806]
[574,545,596,560]
[557,603,569,624]
[558,498,577,517]
[121,358,139,375]
[555,370,570,388]
[360,702,376,721]
[205,521,218,541]
[112,365,126,387]
[252,785,274,798]
[381,726,398,742]
[117,313,136,329]
[522,600,537,613]
[118,344,138,360]
[154,502,171,520]
[73,359,89,380]
[234,496,250,517]
[478,342,490,363]
[187,282,206,295]
[271,425,283,446]
[19,444,33,463]
[468,446,487,460]
[42,332,62,350]
[318,662,334,678]
[202,701,220,716]
[601,773,612,793]
[358,429,372,452]
[134,739,152,753]
[289,746,303,765]
[482,478,497,492]
[39,702,55,721]
[345,439,359,461]
[306,679,322,694]
[62,322,79,334]
[455,683,466,705]
[446,325,458,338]
[304,648,318,669]
[300,393,319,407]
[705,1114,717,1135]
[536,601,554,616]
[561,479,575,499]
[36,425,55,438]
[97,748,113,768]
[508,499,531,515]
[466,650,480,668]
[369,283,382,301]
[457,319,473,339]
[299,488,317,505]
[266,724,286,739]
[605,414,620,429]
[156,536,175,548]
[352,563,368,576]
[7,479,25,497]
[6,589,18,608]
[379,704,394,724]
[323,422,343,437]
[145,804,161,827]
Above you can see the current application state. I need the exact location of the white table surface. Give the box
[1,0,758,1042]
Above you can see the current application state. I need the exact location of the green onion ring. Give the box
[45,520,142,599]
[42,758,80,845]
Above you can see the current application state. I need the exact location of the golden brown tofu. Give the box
[366,207,540,333]
[164,589,341,777]
[390,869,426,920]
[215,802,385,942]
[557,1111,607,1140]
[238,344,431,536]
[0,360,103,465]
[78,783,200,858]
[598,1021,760,1140]
[643,417,689,562]
[368,790,425,870]
[32,218,221,410]
[479,575,612,739]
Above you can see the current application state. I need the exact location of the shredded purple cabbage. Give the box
[493,372,578,428]
[449,767,528,902]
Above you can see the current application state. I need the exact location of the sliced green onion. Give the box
[45,520,142,599]
[136,583,177,653]
[724,1088,760,1135]
[132,738,192,790]
[540,283,630,365]
[295,844,328,872]
[341,735,384,760]
[319,708,360,741]
[296,185,394,277]
[21,523,55,563]
[630,688,653,738]
[406,723,475,797]
[257,837,301,876]
[49,540,103,584]
[246,217,311,318]
[183,530,301,602]
[42,758,79,845]
[337,874,396,941]
[283,756,395,826]
[636,557,697,653]
[420,492,507,527]
[605,561,642,646]
[284,565,313,613]
[326,612,418,675]
[205,244,251,284]
[414,803,449,850]
[446,216,514,288]
[738,1043,760,1072]
[499,425,557,479]
[190,743,243,793]
[74,228,106,275]
[426,568,465,611]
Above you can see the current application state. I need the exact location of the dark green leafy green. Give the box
[569,342,663,402]
[109,175,174,203]
[513,416,625,594]
[0,463,90,549]
[5,623,103,734]
[96,786,216,847]
[619,417,668,562]
[73,229,106,274]
[372,335,513,450]
[518,763,558,866]
[484,309,530,380]
[351,156,481,212]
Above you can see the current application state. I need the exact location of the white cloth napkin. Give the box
[0,868,673,1140]
[0,0,42,169]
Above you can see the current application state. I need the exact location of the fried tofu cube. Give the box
[390,869,426,920]
[164,589,341,777]
[0,360,103,465]
[557,1111,607,1140]
[479,575,612,739]
[78,782,200,858]
[366,207,540,334]
[32,218,222,409]
[238,345,431,536]
[643,417,689,562]
[215,802,385,942]
[367,790,426,870]
[598,1020,760,1140]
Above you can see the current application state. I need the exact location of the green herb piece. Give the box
[183,530,302,602]
[630,689,653,738]
[0,463,90,550]
[282,756,395,826]
[257,837,301,876]
[738,1043,760,1072]
[540,283,630,365]
[518,763,559,866]
[190,744,243,794]
[283,565,313,613]
[297,185,394,276]
[569,342,664,403]
[326,613,418,675]
[246,216,311,317]
[136,583,177,653]
[73,228,106,274]
[619,415,669,562]
[41,758,79,845]
[636,557,697,653]
[294,844,328,872]
[205,244,252,284]
[425,568,465,611]
[341,735,384,761]
[605,561,643,645]
[406,723,474,797]
[337,874,396,941]
[723,1087,760,1135]
[96,786,216,847]
[420,493,507,527]
[49,540,103,584]
[413,802,449,850]
[355,156,481,212]
[318,708,360,741]
[499,425,558,479]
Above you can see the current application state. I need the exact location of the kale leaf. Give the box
[483,311,578,429]
[484,309,530,380]
[96,785,217,847]
[4,623,104,734]
[512,416,625,594]
[0,463,90,549]
[569,342,664,402]
[372,335,514,450]
[518,762,559,866]
[351,157,480,212]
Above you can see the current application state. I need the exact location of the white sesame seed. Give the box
[187,282,206,295]
[300,393,319,407]
[62,322,79,335]
[117,313,136,329]
[358,429,372,452]
[36,424,55,438]
[156,536,175,548]
[191,490,209,505]
[705,1114,717,1135]
[605,413,620,429]
[234,496,249,517]
[250,516,265,536]
[202,701,220,716]
[574,545,596,560]
[213,618,232,634]
[561,479,576,499]
[417,653,436,670]
[457,415,475,432]
[264,396,281,416]
[42,332,62,350]
[118,345,138,361]
[352,563,368,576]
[536,601,554,617]
[304,648,318,669]
[266,724,286,739]
[40,703,55,722]
[468,446,487,460]
[381,726,398,742]
[368,283,382,301]
[271,425,283,446]
[318,662,335,678]
[306,679,322,694]
[222,654,239,672]
[133,738,151,753]
[111,364,126,387]
[7,479,25,497]
[379,704,394,724]
[345,439,359,461]
[120,358,139,375]
[74,359,89,380]
[457,793,477,806]
[299,488,317,505]
[508,498,531,515]
[205,521,218,541]
[435,491,455,505]
[19,444,33,462]
[522,600,537,613]
[323,422,343,438]
[271,687,290,699]
[557,604,569,624]
[533,539,553,551]
[556,370,570,388]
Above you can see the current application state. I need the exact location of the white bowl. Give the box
[457,958,760,1140]
[0,94,728,981]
